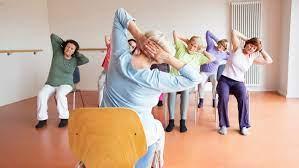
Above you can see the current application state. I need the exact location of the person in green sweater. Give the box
[35,33,89,129]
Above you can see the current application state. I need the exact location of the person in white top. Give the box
[217,29,273,136]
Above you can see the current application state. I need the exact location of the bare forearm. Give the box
[174,31,188,44]
[127,20,143,42]
[233,30,248,41]
[260,50,273,64]
[165,55,185,70]
[104,35,110,46]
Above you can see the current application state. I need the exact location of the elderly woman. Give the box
[35,34,89,129]
[198,30,230,108]
[101,8,204,167]
[217,30,273,136]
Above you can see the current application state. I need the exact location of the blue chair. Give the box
[54,67,85,110]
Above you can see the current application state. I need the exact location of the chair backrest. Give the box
[68,107,147,168]
[217,64,226,81]
[73,67,80,84]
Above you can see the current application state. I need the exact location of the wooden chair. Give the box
[68,107,147,168]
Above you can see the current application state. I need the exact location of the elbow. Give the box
[114,8,125,20]
[192,72,204,84]
[210,56,216,62]
[267,59,273,64]
[115,8,125,15]
[206,30,210,36]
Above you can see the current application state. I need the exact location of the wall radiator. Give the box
[231,0,262,86]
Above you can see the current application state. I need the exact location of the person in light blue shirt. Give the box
[101,8,204,167]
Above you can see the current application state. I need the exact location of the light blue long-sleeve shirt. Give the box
[101,8,202,146]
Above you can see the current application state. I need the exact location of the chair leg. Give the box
[78,90,85,108]
[163,94,168,128]
[75,161,86,168]
[54,95,57,105]
[72,91,76,110]
[194,90,198,126]
[151,151,161,168]
[248,91,250,125]
[215,94,218,129]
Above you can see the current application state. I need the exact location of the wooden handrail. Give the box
[0,48,106,55]
[79,48,106,52]
[0,49,43,55]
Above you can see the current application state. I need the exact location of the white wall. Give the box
[278,0,292,96]
[0,0,295,106]
[47,0,282,92]
[46,0,230,91]
[286,0,299,98]
[0,0,51,106]
[259,0,281,91]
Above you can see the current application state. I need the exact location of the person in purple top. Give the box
[198,30,230,108]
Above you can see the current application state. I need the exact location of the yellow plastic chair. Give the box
[68,107,147,168]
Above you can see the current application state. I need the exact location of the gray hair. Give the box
[144,30,175,56]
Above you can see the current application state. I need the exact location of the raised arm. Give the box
[75,53,89,66]
[104,35,111,47]
[127,18,148,52]
[173,31,189,44]
[231,30,249,52]
[147,50,203,93]
[253,49,273,65]
[111,8,135,59]
[202,50,215,63]
[206,30,219,50]
[173,30,178,44]
[50,33,64,53]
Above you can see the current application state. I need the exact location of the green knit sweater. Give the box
[45,34,89,88]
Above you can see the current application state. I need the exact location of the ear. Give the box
[197,45,202,52]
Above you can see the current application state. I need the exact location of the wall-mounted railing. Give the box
[79,48,106,53]
[0,49,43,55]
[0,48,106,56]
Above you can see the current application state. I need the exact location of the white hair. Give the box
[144,30,175,56]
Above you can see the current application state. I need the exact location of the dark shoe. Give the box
[180,119,188,133]
[157,100,163,107]
[58,119,68,128]
[212,99,216,107]
[35,120,47,129]
[198,98,204,108]
[165,119,175,132]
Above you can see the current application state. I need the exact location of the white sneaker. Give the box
[218,126,227,135]
[240,127,250,136]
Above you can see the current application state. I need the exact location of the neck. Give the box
[131,54,152,69]
[64,54,72,60]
